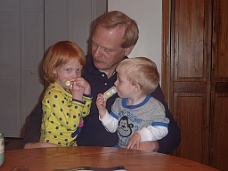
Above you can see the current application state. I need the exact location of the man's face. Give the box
[91,26,133,74]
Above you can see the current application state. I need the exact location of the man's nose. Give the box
[93,46,102,56]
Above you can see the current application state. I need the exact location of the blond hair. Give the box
[94,11,139,48]
[43,41,85,83]
[116,57,159,94]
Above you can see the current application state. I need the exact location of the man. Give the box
[23,11,181,154]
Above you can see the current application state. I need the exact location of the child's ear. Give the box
[134,83,141,93]
[53,69,57,74]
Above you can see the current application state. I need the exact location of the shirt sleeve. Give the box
[137,126,168,142]
[81,95,92,118]
[137,99,169,142]
[99,110,118,133]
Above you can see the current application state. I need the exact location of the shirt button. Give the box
[102,74,105,77]
[104,83,107,86]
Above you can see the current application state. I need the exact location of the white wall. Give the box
[108,0,162,76]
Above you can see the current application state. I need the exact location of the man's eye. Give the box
[92,42,98,48]
[104,48,112,53]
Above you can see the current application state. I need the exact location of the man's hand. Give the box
[23,142,59,149]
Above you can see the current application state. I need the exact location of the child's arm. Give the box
[74,77,91,95]
[127,125,168,150]
[127,99,169,150]
[138,125,169,142]
[71,77,91,101]
[96,94,107,118]
[96,94,118,132]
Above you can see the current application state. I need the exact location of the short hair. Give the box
[116,57,159,94]
[94,11,139,48]
[43,41,86,83]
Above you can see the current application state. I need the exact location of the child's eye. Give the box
[76,68,82,73]
[66,69,72,72]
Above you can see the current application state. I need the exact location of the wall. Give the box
[108,0,162,77]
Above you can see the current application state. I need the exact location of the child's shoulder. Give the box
[44,83,65,96]
[148,96,165,108]
[112,97,122,106]
[114,97,122,103]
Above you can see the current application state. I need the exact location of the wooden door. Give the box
[162,0,228,170]
[210,0,228,170]
[169,0,212,165]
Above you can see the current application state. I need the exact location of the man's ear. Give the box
[124,45,135,56]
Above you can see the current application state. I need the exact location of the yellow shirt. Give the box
[40,82,92,146]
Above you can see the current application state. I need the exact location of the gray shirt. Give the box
[101,95,169,148]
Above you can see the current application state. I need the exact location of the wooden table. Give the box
[1,146,219,171]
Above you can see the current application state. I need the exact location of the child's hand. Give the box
[126,132,141,150]
[74,77,91,95]
[71,81,84,101]
[96,93,107,118]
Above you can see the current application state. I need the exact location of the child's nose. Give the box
[73,71,81,78]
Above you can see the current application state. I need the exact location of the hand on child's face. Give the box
[70,81,84,100]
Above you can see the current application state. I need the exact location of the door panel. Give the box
[211,95,228,170]
[210,0,228,170]
[170,0,211,165]
[174,1,205,80]
[0,1,24,137]
[174,94,207,163]
[21,1,45,137]
[213,0,228,78]
[45,0,93,54]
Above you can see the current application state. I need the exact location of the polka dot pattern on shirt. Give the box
[40,82,92,147]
